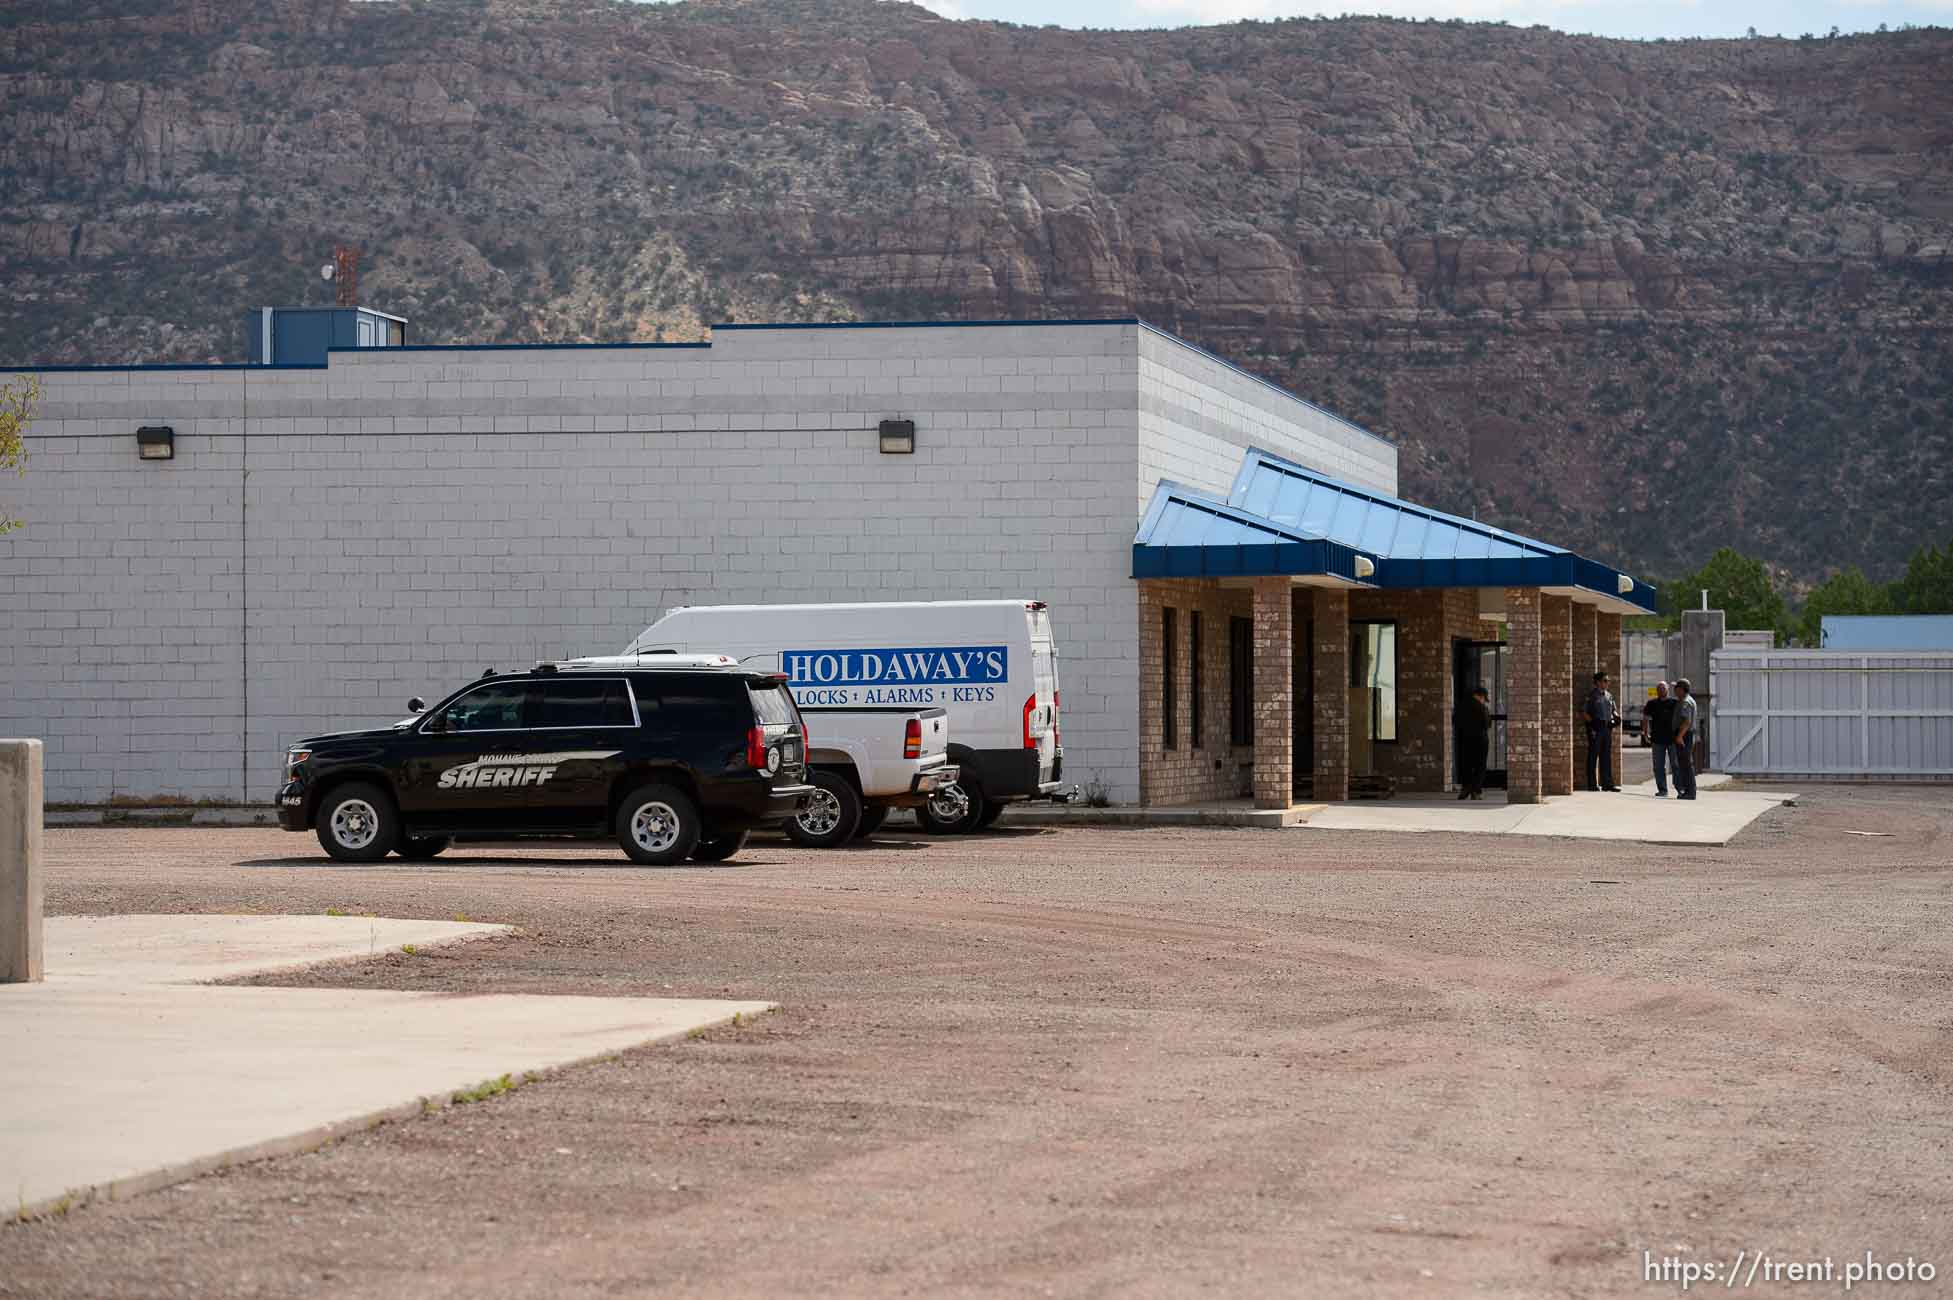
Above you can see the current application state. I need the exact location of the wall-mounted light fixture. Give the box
[878,419,915,455]
[1354,555,1376,580]
[136,426,175,461]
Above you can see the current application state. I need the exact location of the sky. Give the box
[886,0,1952,40]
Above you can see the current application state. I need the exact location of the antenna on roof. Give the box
[329,245,360,307]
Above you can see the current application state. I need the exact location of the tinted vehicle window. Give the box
[534,679,635,728]
[747,682,798,727]
[437,682,529,733]
[637,678,745,731]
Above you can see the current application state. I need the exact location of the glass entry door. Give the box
[1453,640,1507,789]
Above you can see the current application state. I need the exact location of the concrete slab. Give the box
[1,915,774,1220]
[1296,780,1796,846]
[1,984,771,1219]
[41,913,513,984]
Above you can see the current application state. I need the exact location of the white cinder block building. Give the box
[4,313,1412,806]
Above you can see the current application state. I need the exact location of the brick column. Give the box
[1504,588,1543,805]
[1136,582,1164,805]
[1251,577,1293,809]
[1312,587,1350,802]
[1599,611,1624,786]
[1571,602,1597,790]
[1540,594,1574,797]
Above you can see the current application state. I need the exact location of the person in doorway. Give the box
[1583,670,1621,792]
[1671,678,1699,800]
[1455,684,1492,800]
[1642,681,1678,798]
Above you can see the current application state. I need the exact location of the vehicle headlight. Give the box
[285,748,311,778]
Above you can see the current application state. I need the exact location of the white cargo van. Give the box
[624,601,1065,832]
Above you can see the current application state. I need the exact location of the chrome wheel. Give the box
[927,783,970,823]
[629,800,682,855]
[797,786,842,837]
[330,798,380,851]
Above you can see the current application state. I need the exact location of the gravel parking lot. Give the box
[6,786,1952,1298]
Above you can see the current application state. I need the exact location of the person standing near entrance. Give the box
[1583,670,1621,792]
[1455,684,1492,800]
[1642,681,1678,797]
[1671,678,1699,800]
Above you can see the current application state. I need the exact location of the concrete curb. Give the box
[1002,804,1317,829]
[10,1003,774,1223]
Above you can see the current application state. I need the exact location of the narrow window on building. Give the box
[1350,621,1399,742]
[1189,611,1204,749]
[1162,607,1178,751]
[1228,616,1253,746]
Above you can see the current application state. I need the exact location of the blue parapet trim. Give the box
[327,341,713,355]
[0,362,320,373]
[715,317,1142,331]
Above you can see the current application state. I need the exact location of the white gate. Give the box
[1711,650,1953,779]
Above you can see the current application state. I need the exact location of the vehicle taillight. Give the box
[1023,693,1038,749]
[747,725,768,771]
[1053,692,1061,749]
[904,718,921,759]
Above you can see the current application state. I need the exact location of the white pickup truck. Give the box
[557,651,956,847]
[787,704,957,847]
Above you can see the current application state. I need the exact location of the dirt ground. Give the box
[5,786,1952,1298]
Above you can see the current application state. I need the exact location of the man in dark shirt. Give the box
[1455,685,1492,800]
[1642,680,1678,797]
[1583,670,1620,792]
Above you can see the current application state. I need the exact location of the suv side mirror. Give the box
[408,697,427,714]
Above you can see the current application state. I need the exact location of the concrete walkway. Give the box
[1297,774,1797,846]
[2,915,772,1220]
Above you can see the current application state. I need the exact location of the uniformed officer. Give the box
[1583,670,1620,792]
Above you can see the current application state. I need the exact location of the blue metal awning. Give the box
[1134,447,1657,613]
[1131,481,1371,582]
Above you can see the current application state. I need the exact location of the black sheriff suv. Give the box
[278,656,812,865]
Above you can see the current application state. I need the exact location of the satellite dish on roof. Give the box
[320,263,336,282]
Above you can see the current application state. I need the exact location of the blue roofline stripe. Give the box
[0,317,1142,371]
[325,341,712,355]
[0,362,326,374]
[716,317,1141,331]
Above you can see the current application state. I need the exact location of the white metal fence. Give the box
[1711,650,1953,779]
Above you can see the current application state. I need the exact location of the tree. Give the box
[1889,539,1953,615]
[0,375,38,535]
[1794,567,1889,646]
[1665,547,1786,636]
